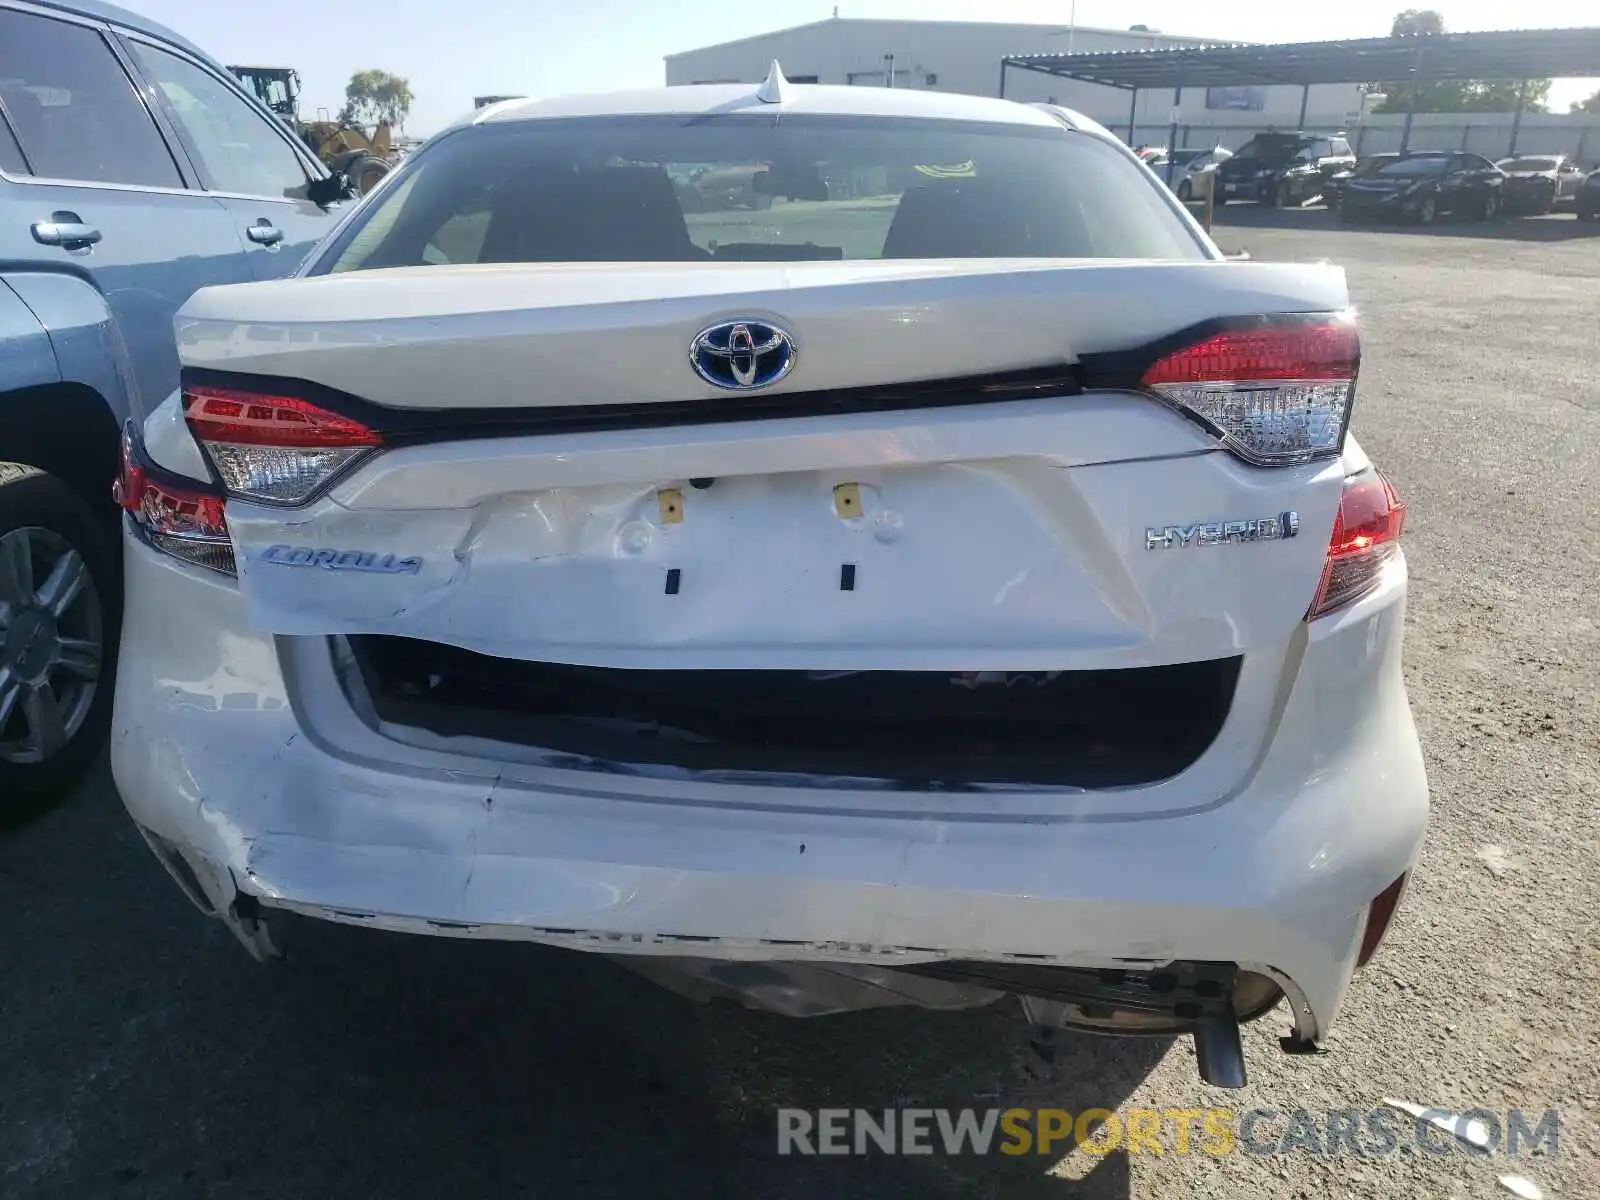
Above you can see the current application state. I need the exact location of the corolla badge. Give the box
[689,320,796,390]
[259,544,423,574]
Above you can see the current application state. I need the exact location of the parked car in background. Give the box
[112,76,1427,1088]
[0,0,346,813]
[1323,153,1400,210]
[1495,154,1585,213]
[1167,146,1232,201]
[1339,151,1505,224]
[1214,132,1355,206]
[1577,168,1600,223]
[1131,146,1232,200]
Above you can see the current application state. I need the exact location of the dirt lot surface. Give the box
[3,208,1597,1199]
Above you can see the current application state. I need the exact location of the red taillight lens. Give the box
[118,431,235,575]
[1142,322,1358,385]
[183,383,381,505]
[1142,318,1358,464]
[184,385,381,448]
[1307,469,1406,619]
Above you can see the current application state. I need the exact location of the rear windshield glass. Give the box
[1230,135,1304,162]
[1374,156,1449,177]
[317,114,1204,271]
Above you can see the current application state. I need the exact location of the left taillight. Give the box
[116,430,236,575]
[183,383,381,506]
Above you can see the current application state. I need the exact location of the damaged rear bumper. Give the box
[112,535,1428,1062]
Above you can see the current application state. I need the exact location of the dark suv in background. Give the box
[1214,132,1356,207]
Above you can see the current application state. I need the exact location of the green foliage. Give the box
[1373,10,1550,114]
[339,69,414,128]
[1391,8,1444,36]
[1571,89,1600,115]
[1374,79,1550,114]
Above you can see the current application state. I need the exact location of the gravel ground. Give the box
[3,208,1597,1199]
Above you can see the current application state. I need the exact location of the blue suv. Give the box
[1,0,349,813]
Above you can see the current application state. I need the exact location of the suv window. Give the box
[1329,138,1352,157]
[1380,155,1449,176]
[1305,140,1331,160]
[128,41,309,198]
[1232,133,1300,162]
[0,111,25,174]
[319,115,1206,272]
[0,8,181,187]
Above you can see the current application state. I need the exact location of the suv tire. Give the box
[0,465,118,824]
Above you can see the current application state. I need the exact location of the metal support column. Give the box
[1400,45,1423,153]
[1508,80,1528,156]
[1297,84,1310,129]
[1126,87,1138,144]
[998,58,1008,99]
[1167,61,1184,165]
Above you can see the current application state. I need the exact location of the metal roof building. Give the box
[1002,28,1600,154]
[667,21,1600,161]
[665,18,1365,134]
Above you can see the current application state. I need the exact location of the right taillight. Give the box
[1307,469,1407,620]
[1141,316,1358,465]
[183,383,381,506]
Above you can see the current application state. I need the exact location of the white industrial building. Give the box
[664,18,1365,146]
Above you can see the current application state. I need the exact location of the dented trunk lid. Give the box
[182,258,1348,678]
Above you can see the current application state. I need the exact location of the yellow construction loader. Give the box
[228,66,394,194]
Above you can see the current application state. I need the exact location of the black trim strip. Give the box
[179,363,1085,443]
[179,312,1355,463]
[122,419,223,497]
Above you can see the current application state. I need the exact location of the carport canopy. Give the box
[1000,27,1600,156]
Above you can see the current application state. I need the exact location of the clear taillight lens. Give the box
[116,431,236,575]
[1307,469,1406,619]
[183,384,381,505]
[1142,318,1359,465]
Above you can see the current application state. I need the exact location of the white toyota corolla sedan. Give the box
[111,68,1427,1087]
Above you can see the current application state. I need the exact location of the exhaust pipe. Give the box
[1192,1012,1248,1088]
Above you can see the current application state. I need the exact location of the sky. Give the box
[120,0,1600,135]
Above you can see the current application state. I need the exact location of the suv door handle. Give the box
[31,212,102,249]
[245,220,284,246]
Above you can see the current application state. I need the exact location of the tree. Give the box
[1373,10,1550,114]
[1572,88,1600,114]
[1391,8,1444,37]
[338,69,413,130]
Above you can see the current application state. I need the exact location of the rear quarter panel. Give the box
[0,278,62,392]
[1,270,136,423]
